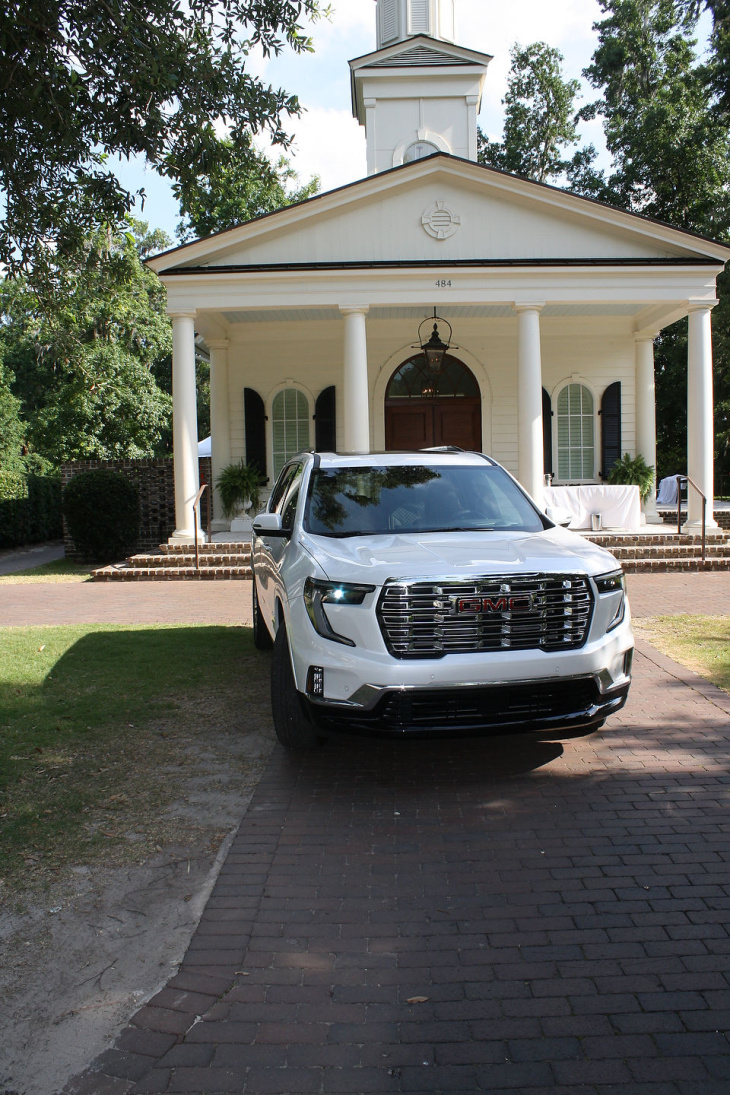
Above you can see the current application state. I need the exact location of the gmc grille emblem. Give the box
[451,594,535,615]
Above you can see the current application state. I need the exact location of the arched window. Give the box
[556,383,595,481]
[403,141,439,163]
[272,389,310,480]
[386,354,479,399]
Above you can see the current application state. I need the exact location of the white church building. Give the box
[147,0,730,538]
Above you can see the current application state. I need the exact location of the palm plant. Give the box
[215,461,264,518]
[607,453,655,502]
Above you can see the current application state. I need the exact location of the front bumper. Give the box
[305,674,630,737]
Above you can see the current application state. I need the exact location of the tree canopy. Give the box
[478,43,591,186]
[0,0,324,276]
[0,221,174,464]
[174,134,320,242]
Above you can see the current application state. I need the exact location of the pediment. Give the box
[148,157,730,276]
[349,35,492,72]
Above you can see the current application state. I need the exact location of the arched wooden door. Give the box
[385,353,482,451]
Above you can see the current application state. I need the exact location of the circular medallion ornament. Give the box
[421,200,461,240]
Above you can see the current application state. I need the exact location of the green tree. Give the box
[0,0,324,277]
[579,0,730,484]
[0,356,27,473]
[175,134,320,242]
[1,220,174,464]
[478,42,593,185]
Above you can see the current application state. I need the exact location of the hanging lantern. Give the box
[416,309,454,373]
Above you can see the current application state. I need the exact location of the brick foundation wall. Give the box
[61,457,212,557]
[661,509,730,530]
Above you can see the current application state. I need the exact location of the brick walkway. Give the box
[0,580,252,627]
[2,572,730,629]
[43,573,730,1095]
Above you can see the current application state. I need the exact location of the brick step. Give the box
[622,558,730,573]
[159,541,251,555]
[584,532,730,546]
[126,552,251,568]
[604,545,730,560]
[93,564,252,581]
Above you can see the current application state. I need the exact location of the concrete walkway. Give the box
[0,540,65,575]
[1,576,727,1094]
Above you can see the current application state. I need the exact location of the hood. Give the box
[301,526,619,585]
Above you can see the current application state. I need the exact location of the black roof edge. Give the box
[145,152,730,269]
[156,257,722,276]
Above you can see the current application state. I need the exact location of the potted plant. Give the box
[216,461,264,518]
[607,453,655,501]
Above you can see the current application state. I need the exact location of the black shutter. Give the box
[600,382,621,479]
[542,388,553,475]
[244,388,267,481]
[315,386,336,451]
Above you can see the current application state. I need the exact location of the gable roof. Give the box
[349,35,492,123]
[146,153,730,276]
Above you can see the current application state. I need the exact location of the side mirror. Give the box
[252,512,290,538]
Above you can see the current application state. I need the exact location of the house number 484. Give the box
[435,279,452,288]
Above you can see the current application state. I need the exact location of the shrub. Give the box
[63,468,140,561]
[607,453,655,502]
[0,471,62,549]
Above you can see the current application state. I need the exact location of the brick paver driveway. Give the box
[0,569,715,1095]
[58,603,730,1093]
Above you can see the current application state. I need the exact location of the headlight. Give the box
[303,578,376,647]
[595,569,626,631]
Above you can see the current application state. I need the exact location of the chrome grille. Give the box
[377,573,593,659]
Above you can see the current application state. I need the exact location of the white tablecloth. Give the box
[545,484,642,530]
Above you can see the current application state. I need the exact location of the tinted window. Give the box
[269,464,298,514]
[304,465,544,537]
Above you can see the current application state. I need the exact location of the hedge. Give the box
[0,471,63,550]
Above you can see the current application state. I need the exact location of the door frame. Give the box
[374,343,492,454]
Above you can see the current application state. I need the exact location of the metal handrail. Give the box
[192,483,208,572]
[675,475,707,562]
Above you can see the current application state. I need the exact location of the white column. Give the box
[634,334,662,524]
[209,339,231,529]
[170,312,201,542]
[686,303,719,529]
[340,306,371,454]
[515,304,545,503]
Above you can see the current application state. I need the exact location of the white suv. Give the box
[252,450,633,750]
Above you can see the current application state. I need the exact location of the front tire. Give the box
[271,626,319,751]
[252,577,273,651]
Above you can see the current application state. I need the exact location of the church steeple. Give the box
[376,0,455,49]
[351,1,491,174]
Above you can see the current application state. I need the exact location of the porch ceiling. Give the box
[218,302,643,325]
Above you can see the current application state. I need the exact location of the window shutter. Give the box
[381,0,398,41]
[315,386,337,451]
[600,381,621,479]
[542,388,553,476]
[244,388,267,481]
[408,0,430,35]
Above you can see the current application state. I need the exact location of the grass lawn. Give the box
[633,614,730,694]
[0,559,95,583]
[0,623,269,891]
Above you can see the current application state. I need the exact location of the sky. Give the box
[111,0,705,240]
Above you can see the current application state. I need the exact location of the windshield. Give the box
[304,464,545,537]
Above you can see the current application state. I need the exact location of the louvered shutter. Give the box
[542,387,553,475]
[315,386,337,451]
[408,0,430,35]
[600,382,622,479]
[244,388,267,480]
[381,0,398,41]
